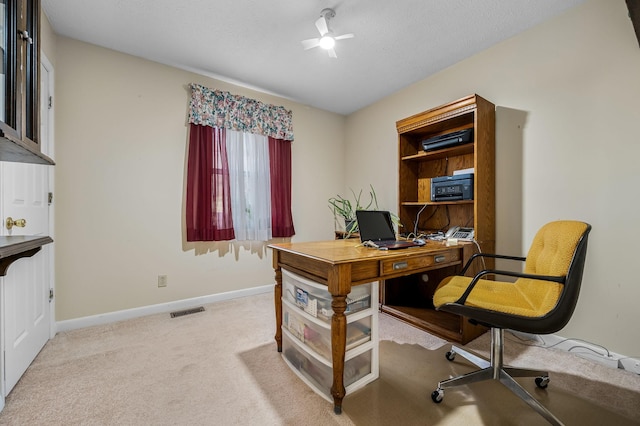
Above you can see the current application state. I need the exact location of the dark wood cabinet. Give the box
[0,0,53,165]
[380,94,495,344]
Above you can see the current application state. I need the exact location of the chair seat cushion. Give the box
[433,276,563,317]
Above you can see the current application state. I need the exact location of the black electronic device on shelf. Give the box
[422,128,473,152]
[431,173,474,201]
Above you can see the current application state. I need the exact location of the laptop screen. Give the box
[356,210,396,242]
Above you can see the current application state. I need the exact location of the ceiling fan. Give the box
[301,8,354,58]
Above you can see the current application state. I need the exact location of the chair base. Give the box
[431,328,564,426]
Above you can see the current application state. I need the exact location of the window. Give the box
[226,129,271,241]
[185,84,295,242]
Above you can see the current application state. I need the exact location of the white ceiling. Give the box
[42,0,586,115]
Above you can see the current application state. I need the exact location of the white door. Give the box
[0,55,54,395]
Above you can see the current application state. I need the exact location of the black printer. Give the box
[431,173,474,201]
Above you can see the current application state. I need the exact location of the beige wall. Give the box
[346,0,640,356]
[47,37,345,320]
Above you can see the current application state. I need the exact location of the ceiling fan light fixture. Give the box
[301,8,353,58]
[319,35,335,50]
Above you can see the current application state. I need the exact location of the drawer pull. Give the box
[435,255,446,263]
[393,261,408,270]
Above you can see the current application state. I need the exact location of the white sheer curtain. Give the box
[225,129,272,241]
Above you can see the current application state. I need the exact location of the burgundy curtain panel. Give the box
[186,124,235,241]
[269,137,295,237]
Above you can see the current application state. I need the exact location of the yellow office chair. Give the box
[431,221,591,425]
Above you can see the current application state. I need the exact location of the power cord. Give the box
[413,204,429,237]
[503,332,625,367]
[471,238,486,270]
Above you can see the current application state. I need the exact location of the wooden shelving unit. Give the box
[382,94,496,344]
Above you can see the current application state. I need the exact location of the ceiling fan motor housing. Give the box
[320,8,336,22]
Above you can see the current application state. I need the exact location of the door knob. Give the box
[6,217,27,230]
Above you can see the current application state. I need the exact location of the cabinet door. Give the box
[0,0,39,147]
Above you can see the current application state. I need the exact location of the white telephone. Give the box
[444,226,475,241]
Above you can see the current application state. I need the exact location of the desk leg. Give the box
[274,267,283,352]
[330,294,347,414]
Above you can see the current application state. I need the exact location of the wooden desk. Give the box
[269,239,462,413]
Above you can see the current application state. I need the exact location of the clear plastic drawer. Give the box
[282,331,373,400]
[283,303,372,359]
[282,269,372,321]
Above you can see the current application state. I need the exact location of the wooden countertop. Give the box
[0,235,53,276]
[269,238,462,264]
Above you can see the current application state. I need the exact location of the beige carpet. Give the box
[0,292,638,425]
[0,293,351,426]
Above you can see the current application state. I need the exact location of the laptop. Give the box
[355,210,424,250]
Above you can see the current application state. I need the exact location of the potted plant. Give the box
[328,185,400,237]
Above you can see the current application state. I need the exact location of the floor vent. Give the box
[170,306,205,318]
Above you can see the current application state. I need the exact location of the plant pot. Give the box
[345,219,358,233]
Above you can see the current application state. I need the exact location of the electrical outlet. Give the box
[158,275,168,288]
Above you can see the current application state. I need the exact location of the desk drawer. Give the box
[380,249,459,275]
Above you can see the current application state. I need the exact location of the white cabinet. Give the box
[280,269,379,402]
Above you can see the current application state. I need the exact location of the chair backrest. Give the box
[525,221,590,277]
[519,220,591,333]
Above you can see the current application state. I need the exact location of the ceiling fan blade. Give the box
[334,33,354,41]
[315,16,329,36]
[301,38,321,50]
[328,48,337,59]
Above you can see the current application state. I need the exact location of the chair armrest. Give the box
[460,253,527,275]
[454,269,566,305]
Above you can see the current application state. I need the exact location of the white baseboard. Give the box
[56,284,273,333]
[509,330,640,374]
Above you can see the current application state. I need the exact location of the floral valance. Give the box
[188,83,294,141]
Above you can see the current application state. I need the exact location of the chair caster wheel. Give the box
[445,351,456,361]
[535,376,549,389]
[431,389,444,403]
